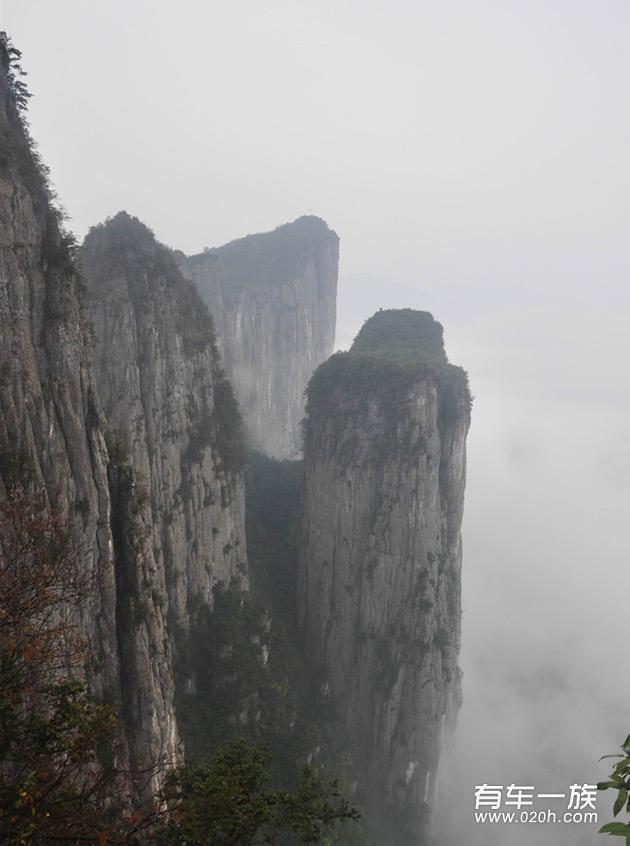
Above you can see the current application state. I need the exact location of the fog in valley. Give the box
[6,1,630,842]
[338,263,630,844]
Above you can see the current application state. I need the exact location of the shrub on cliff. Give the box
[0,35,79,276]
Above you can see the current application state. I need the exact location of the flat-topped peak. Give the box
[351,308,447,366]
[188,215,339,296]
[196,214,338,256]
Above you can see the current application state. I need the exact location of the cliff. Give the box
[186,216,339,458]
[0,25,338,797]
[0,28,471,837]
[0,25,253,789]
[297,309,471,845]
[81,212,248,772]
[0,39,122,750]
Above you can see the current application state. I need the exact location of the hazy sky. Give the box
[6,3,630,844]
[5,1,629,270]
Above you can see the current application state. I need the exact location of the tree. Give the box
[597,734,630,842]
[0,33,32,112]
[156,739,360,845]
[0,487,133,844]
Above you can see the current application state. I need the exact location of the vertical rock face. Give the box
[0,33,251,786]
[187,216,339,458]
[298,309,471,845]
[82,213,248,772]
[0,41,120,710]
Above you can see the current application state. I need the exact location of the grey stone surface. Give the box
[185,216,338,458]
[297,313,470,844]
[0,43,123,767]
[82,213,248,777]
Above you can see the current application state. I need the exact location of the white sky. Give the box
[5,3,630,843]
[5,0,629,272]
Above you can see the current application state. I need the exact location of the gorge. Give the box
[0,35,470,846]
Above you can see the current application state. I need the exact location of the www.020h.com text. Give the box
[475,810,597,824]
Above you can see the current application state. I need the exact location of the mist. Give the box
[5,0,630,843]
[336,263,630,843]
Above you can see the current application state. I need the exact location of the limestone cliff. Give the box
[0,28,251,786]
[297,309,471,845]
[186,216,339,459]
[82,212,248,771]
[0,39,121,749]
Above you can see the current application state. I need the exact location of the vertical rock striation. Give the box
[0,39,120,719]
[186,216,339,459]
[297,309,471,845]
[0,31,327,788]
[82,212,248,774]
[0,31,251,784]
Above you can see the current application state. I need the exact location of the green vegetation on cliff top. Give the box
[351,308,447,366]
[305,309,471,421]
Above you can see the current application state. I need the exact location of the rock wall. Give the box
[186,216,339,458]
[0,32,251,789]
[0,28,327,788]
[82,212,248,773]
[0,39,121,750]
[297,309,471,845]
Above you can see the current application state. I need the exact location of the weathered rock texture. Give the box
[0,32,251,789]
[298,309,471,845]
[82,213,248,772]
[0,41,121,752]
[185,216,339,459]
